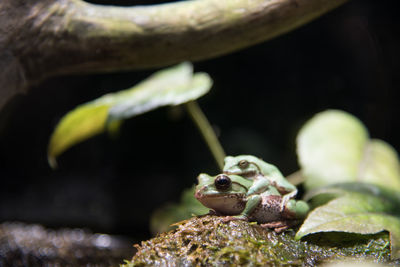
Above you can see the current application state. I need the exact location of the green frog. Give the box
[223,155,298,211]
[195,173,309,233]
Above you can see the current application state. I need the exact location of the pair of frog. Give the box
[194,155,310,233]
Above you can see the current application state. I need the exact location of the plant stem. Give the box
[185,101,225,171]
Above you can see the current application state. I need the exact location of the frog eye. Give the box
[238,160,249,169]
[215,174,231,191]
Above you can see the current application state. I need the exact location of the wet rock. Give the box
[0,222,134,267]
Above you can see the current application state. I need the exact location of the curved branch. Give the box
[0,0,348,109]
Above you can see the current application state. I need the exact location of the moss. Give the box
[122,215,398,266]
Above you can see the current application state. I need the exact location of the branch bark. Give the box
[0,0,348,109]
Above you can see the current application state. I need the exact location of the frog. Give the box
[194,173,309,233]
[223,155,298,211]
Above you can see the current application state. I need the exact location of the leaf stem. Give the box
[185,101,225,171]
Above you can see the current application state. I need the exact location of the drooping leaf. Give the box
[106,63,210,121]
[48,62,212,167]
[48,104,110,168]
[295,192,400,259]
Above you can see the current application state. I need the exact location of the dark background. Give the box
[0,0,399,240]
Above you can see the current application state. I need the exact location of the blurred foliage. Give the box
[297,110,400,191]
[296,110,400,259]
[47,62,212,167]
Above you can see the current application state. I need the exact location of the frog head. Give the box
[223,155,263,178]
[194,173,252,215]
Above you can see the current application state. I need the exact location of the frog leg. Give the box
[283,199,310,219]
[222,195,261,222]
[280,189,298,212]
[259,199,309,232]
[247,177,269,196]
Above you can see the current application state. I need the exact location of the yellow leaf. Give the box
[48,104,110,168]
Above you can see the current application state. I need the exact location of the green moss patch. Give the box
[123,215,397,266]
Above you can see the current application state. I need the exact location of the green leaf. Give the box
[304,182,400,210]
[297,110,368,190]
[48,104,110,168]
[297,110,400,191]
[359,139,400,190]
[296,110,400,259]
[48,62,212,167]
[107,63,211,121]
[295,193,400,259]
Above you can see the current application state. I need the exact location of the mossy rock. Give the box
[123,215,397,266]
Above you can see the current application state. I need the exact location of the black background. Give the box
[1,0,399,240]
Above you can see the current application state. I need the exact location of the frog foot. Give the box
[260,221,294,233]
[221,215,249,223]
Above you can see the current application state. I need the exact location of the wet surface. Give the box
[0,222,134,267]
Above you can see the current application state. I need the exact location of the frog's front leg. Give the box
[280,189,298,212]
[247,176,270,196]
[222,195,261,222]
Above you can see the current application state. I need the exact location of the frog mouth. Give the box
[195,190,246,214]
[195,192,245,199]
[194,188,245,200]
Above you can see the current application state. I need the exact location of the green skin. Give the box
[195,173,309,233]
[223,155,298,211]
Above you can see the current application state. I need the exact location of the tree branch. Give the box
[0,0,348,109]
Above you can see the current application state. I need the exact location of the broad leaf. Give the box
[297,110,368,190]
[296,110,400,259]
[297,110,400,191]
[304,182,400,210]
[47,104,110,168]
[48,62,212,167]
[296,192,400,259]
[359,139,400,190]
